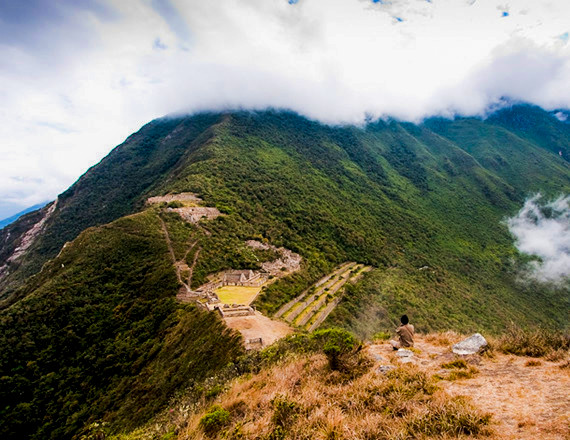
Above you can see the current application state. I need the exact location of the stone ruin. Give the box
[214,303,255,317]
[245,240,302,276]
[222,269,266,287]
[245,337,263,350]
[147,192,202,204]
[147,192,221,224]
[168,206,221,224]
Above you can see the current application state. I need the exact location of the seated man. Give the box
[390,314,414,350]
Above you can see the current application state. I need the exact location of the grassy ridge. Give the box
[0,210,243,439]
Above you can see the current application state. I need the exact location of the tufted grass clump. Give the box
[406,396,492,437]
[495,324,570,359]
[441,359,468,369]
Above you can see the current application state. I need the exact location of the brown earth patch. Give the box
[224,311,293,349]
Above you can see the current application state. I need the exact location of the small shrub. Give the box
[318,329,357,371]
[167,201,184,208]
[271,395,299,428]
[525,359,542,367]
[199,405,230,437]
[323,343,343,371]
[205,384,224,399]
[224,423,246,440]
[266,426,286,440]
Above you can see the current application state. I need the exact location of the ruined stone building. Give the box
[222,269,265,286]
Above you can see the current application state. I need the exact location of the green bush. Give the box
[167,201,184,208]
[271,395,299,428]
[199,405,231,437]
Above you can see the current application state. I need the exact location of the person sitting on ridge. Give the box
[390,314,414,350]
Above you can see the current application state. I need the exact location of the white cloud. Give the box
[506,194,570,284]
[1,0,569,213]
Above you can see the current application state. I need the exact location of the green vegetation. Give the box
[0,211,243,440]
[0,105,569,438]
[3,107,569,331]
[199,405,231,437]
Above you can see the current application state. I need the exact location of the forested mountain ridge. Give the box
[0,104,569,439]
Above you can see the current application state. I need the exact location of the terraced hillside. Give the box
[276,262,372,331]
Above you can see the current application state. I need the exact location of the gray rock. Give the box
[396,349,414,358]
[399,357,415,364]
[377,365,396,374]
[452,333,488,355]
[372,354,384,361]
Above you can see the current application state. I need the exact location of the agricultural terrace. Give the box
[276,262,372,331]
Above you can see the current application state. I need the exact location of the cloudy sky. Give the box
[0,0,569,219]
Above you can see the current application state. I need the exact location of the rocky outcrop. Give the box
[0,200,57,282]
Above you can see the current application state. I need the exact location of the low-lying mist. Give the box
[506,194,570,285]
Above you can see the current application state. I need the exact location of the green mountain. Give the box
[0,104,568,439]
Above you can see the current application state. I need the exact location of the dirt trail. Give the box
[159,217,199,294]
[187,247,201,286]
[367,336,570,440]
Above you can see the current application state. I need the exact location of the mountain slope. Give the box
[0,209,243,439]
[0,104,569,438]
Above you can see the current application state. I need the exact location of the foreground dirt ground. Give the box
[368,335,570,440]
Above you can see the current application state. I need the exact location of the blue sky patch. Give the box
[559,32,569,43]
[153,38,167,50]
[151,0,191,43]
[501,11,509,17]
[288,0,299,4]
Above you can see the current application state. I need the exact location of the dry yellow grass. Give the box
[178,353,492,440]
[424,331,465,347]
[215,285,262,305]
[110,333,569,440]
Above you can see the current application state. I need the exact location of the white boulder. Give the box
[452,333,488,355]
